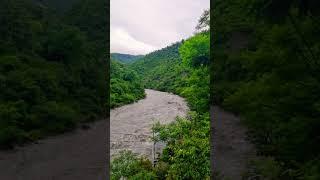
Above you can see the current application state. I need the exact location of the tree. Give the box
[196,9,210,33]
[179,33,210,67]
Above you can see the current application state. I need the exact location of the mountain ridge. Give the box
[111,53,144,64]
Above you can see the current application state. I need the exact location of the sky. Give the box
[110,0,210,55]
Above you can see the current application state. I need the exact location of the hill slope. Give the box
[0,0,107,148]
[111,53,143,64]
[212,0,320,178]
[110,59,145,108]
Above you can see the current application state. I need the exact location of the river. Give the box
[110,89,188,160]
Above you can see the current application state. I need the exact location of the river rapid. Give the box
[110,89,188,160]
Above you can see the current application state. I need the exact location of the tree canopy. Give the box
[212,0,320,178]
[0,0,107,148]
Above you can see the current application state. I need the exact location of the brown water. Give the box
[110,89,188,160]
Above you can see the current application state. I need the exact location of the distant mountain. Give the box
[32,0,79,12]
[130,42,182,75]
[111,53,144,64]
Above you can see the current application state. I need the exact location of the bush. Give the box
[111,150,154,180]
[30,101,77,133]
[0,126,27,149]
[153,113,210,179]
[179,33,210,67]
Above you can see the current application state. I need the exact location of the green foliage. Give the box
[110,60,145,108]
[153,113,210,179]
[29,101,77,133]
[129,171,157,180]
[66,0,108,57]
[244,157,284,179]
[153,161,169,179]
[111,150,156,180]
[44,26,87,63]
[302,159,320,180]
[179,33,210,67]
[213,0,320,178]
[0,0,107,148]
[131,42,182,79]
[180,67,210,112]
[111,53,144,64]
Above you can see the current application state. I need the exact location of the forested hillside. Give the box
[65,0,108,57]
[111,53,143,64]
[0,0,107,148]
[131,42,182,92]
[213,0,320,179]
[111,10,210,179]
[110,59,145,108]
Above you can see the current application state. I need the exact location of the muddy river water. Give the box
[110,89,188,160]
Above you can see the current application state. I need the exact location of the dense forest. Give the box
[110,59,145,108]
[0,0,107,148]
[213,0,320,179]
[111,10,210,179]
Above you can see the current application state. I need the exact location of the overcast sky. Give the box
[110,0,210,55]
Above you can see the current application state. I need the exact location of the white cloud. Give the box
[111,0,210,55]
[111,27,157,55]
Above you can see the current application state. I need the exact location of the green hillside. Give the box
[111,53,143,64]
[0,0,107,148]
[212,0,320,179]
[130,42,182,91]
[110,59,145,108]
[131,42,181,74]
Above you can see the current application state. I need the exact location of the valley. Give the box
[110,89,188,160]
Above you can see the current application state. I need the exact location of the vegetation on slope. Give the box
[212,0,320,179]
[0,0,107,148]
[131,42,182,92]
[111,53,144,64]
[110,59,145,108]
